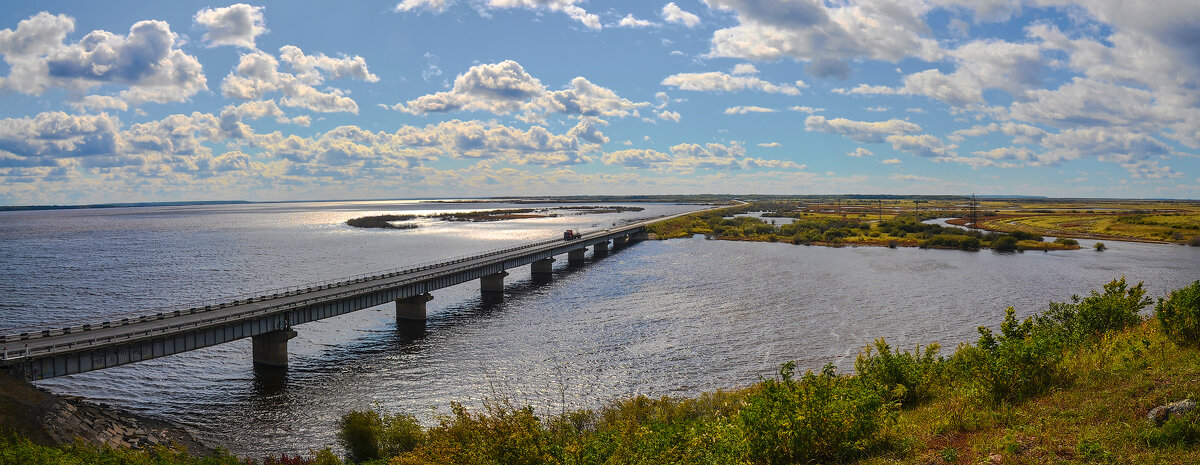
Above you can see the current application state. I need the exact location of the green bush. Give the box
[992,236,1018,252]
[955,307,1062,403]
[338,410,382,463]
[1156,280,1200,347]
[1054,237,1079,246]
[739,363,889,464]
[1073,277,1151,336]
[855,339,943,406]
[337,409,424,463]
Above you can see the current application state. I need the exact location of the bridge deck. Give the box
[1,205,717,379]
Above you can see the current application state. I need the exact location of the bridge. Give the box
[0,207,711,381]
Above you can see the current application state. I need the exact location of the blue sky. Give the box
[2,0,1198,205]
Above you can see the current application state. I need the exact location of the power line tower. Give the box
[969,193,979,230]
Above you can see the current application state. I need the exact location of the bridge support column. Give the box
[396,293,433,321]
[631,231,649,242]
[481,271,509,296]
[252,328,297,368]
[594,241,609,257]
[567,248,587,265]
[531,258,555,278]
[613,235,629,248]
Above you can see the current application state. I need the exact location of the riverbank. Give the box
[0,370,210,454]
[5,279,1198,464]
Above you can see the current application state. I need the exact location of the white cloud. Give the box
[881,158,901,164]
[758,142,780,147]
[704,0,942,78]
[656,110,681,122]
[0,13,207,108]
[194,3,267,49]
[488,0,601,30]
[724,105,776,114]
[222,45,378,114]
[662,2,701,28]
[0,112,121,166]
[731,63,758,75]
[662,71,803,95]
[394,60,646,121]
[602,141,800,172]
[889,173,942,183]
[790,105,823,113]
[395,0,449,13]
[618,14,656,28]
[886,134,955,158]
[804,115,921,143]
[865,106,889,112]
[847,147,874,157]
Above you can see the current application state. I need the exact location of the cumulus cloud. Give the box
[758,142,780,147]
[395,0,449,13]
[0,13,207,108]
[724,105,776,114]
[847,147,874,157]
[656,110,681,122]
[886,134,955,158]
[790,105,823,113]
[222,45,378,114]
[662,71,804,95]
[731,63,758,75]
[0,112,121,166]
[662,2,701,27]
[602,141,801,172]
[394,60,646,121]
[487,0,601,29]
[881,158,901,164]
[804,115,921,143]
[617,14,656,28]
[194,3,267,49]
[393,0,600,28]
[703,0,942,78]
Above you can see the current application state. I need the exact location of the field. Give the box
[647,197,1200,247]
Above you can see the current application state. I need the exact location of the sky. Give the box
[2,0,1199,205]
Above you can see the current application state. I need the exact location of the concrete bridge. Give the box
[0,208,709,381]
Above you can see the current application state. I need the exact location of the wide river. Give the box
[1,200,1197,456]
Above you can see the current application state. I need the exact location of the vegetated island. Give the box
[4,278,1199,464]
[646,197,1200,250]
[344,206,644,230]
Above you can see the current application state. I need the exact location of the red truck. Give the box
[563,229,582,240]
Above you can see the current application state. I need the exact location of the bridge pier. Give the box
[396,293,433,321]
[631,231,649,242]
[567,248,587,265]
[481,271,508,296]
[531,258,555,278]
[594,240,609,257]
[252,328,297,368]
[613,235,629,248]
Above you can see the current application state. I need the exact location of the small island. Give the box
[344,206,645,229]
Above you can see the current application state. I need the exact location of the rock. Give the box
[1147,399,1196,426]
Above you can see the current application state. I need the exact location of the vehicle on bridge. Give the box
[563,229,582,240]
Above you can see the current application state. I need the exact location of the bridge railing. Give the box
[0,220,653,351]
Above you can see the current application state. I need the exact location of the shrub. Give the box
[855,339,943,406]
[992,236,1018,252]
[338,410,383,462]
[1156,281,1200,347]
[1072,277,1150,336]
[954,307,1062,403]
[337,409,424,463]
[739,363,889,464]
[1054,237,1079,246]
[1094,242,1107,251]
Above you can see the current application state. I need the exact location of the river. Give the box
[2,200,1197,456]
